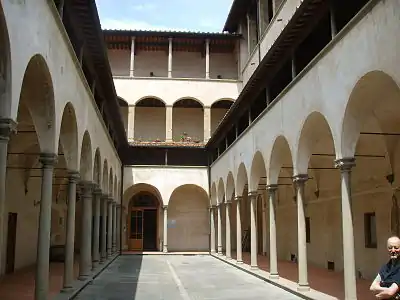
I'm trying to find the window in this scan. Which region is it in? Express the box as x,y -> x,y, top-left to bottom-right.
364,212 -> 377,248
306,217 -> 311,243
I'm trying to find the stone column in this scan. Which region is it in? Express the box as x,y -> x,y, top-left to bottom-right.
235,196 -> 243,263
205,38 -> 210,79
107,198 -> 113,256
116,204 -> 121,252
335,157 -> 357,300
168,37 -> 173,78
225,200 -> 232,259
100,194 -> 108,263
92,186 -> 102,269
267,184 -> 279,279
249,191 -> 258,269
210,205 -> 216,253
163,205 -> 168,253
203,106 -> 211,142
129,37 -> 135,77
262,191 -> 267,255
293,174 -> 309,291
127,106 -> 135,142
112,202 -> 117,253
217,204 -> 222,255
79,181 -> 93,281
62,171 -> 80,292
166,105 -> 173,142
35,153 -> 57,300
0,118 -> 15,275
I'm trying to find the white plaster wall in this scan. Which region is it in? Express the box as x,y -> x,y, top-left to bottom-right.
172,108 -> 204,141
114,77 -> 240,107
123,166 -> 209,206
2,0 -> 122,185
210,53 -> 238,80
134,107 -> 166,141
135,50 -> 168,77
168,185 -> 209,251
108,49 -> 130,76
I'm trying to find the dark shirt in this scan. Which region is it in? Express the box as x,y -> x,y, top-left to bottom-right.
379,258 -> 400,288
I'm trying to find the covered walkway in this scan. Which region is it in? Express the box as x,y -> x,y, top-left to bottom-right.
221,252 -> 374,300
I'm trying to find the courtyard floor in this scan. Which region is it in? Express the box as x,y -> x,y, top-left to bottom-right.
74,254 -> 303,300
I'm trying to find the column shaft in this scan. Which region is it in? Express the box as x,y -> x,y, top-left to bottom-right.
293,174 -> 309,290
249,192 -> 258,269
335,158 -> 357,299
217,204 -> 222,255
205,39 -> 210,79
92,188 -> 101,269
235,197 -> 243,263
168,38 -> 173,78
129,37 -> 135,77
203,107 -> 211,142
225,201 -> 232,259
107,199 -> 113,256
112,202 -> 117,253
62,171 -> 79,291
35,153 -> 57,300
116,205 -> 121,252
166,106 -> 173,142
262,192 -> 267,255
267,184 -> 279,279
79,182 -> 93,280
127,106 -> 135,142
210,206 -> 216,253
163,206 -> 168,252
0,119 -> 14,275
100,195 -> 108,262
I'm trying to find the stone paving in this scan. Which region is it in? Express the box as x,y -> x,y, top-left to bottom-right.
74,254 -> 303,300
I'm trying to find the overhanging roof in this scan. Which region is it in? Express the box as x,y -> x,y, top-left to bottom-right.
223,0 -> 251,33
209,0 -> 328,148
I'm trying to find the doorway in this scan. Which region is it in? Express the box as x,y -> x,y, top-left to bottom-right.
128,192 -> 159,251
6,212 -> 17,274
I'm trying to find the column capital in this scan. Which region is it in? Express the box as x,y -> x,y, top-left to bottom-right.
209,205 -> 216,209
112,201 -> 117,206
163,205 -> 168,210
0,118 -> 16,141
225,200 -> 232,204
248,191 -> 258,198
234,196 -> 242,201
101,193 -> 108,200
67,170 -> 80,182
266,184 -> 278,191
334,157 -> 355,171
107,197 -> 114,204
39,153 -> 58,167
80,180 -> 93,196
168,37 -> 173,42
293,174 -> 308,184
203,105 -> 211,109
93,186 -> 102,195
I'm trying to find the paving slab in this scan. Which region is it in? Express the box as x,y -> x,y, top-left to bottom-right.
74,254 -> 303,300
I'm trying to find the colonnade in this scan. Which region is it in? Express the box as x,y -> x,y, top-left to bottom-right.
210,157 -> 357,299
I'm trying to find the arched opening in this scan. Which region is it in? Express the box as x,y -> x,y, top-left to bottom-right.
168,184 -> 209,251
134,97 -> 166,142
118,97 -> 129,136
0,2 -> 11,117
172,98 -> 204,142
211,99 -> 233,135
128,191 -> 160,251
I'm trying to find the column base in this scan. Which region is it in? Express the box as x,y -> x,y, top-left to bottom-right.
78,274 -> 90,281
210,250 -> 216,254
61,286 -> 74,293
269,273 -> 279,280
297,284 -> 310,292
236,260 -> 243,264
92,261 -> 99,270
250,265 -> 259,270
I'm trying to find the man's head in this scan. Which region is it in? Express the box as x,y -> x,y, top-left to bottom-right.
387,236 -> 400,259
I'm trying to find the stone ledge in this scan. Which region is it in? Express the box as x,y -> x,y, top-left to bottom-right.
53,253 -> 119,300
211,254 -> 338,300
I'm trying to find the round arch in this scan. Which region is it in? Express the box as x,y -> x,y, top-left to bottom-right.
102,159 -> 108,193
135,96 -> 166,107
58,102 -> 78,171
93,148 -> 101,186
210,182 -> 217,205
249,151 -> 267,192
109,168 -> 113,197
225,171 -> 235,201
19,54 -> 56,153
168,184 -> 209,251
210,99 -> 234,136
267,135 -> 294,185
172,97 -> 204,142
235,162 -> 249,197
172,97 -> 204,108
217,177 -> 225,203
134,96 -> 166,142
0,3 -> 12,117
79,131 -> 92,181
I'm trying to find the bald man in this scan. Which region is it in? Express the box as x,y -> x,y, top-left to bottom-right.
370,236 -> 400,299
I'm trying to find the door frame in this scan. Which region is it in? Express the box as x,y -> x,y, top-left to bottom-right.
128,205 -> 159,251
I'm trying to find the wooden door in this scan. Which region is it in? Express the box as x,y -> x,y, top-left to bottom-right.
6,213 -> 17,274
129,209 -> 143,251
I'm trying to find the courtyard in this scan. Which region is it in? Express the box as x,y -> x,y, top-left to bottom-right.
73,255 -> 302,300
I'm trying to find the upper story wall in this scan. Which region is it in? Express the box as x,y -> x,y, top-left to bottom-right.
104,31 -> 241,81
